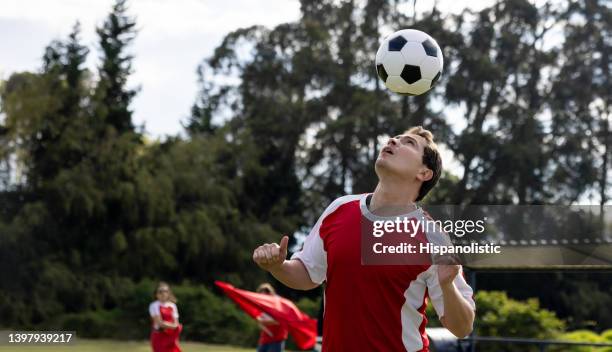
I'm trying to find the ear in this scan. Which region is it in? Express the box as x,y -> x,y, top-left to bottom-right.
417,168 -> 433,182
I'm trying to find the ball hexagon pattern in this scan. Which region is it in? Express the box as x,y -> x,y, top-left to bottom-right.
375,29 -> 443,95
400,65 -> 421,84
376,64 -> 388,82
388,35 -> 407,51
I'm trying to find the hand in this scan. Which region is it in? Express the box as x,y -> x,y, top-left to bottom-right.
253,235 -> 289,272
161,321 -> 178,330
437,263 -> 460,288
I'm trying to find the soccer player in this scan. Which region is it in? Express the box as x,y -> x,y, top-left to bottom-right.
253,126 -> 475,351
149,282 -> 182,352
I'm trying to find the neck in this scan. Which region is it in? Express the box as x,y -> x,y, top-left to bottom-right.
370,180 -> 418,216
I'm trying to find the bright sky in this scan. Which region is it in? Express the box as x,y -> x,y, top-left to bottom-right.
0,0 -> 501,138
0,0 -> 301,137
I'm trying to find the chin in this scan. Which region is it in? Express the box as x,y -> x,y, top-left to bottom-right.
376,159 -> 411,178
374,157 -> 394,174
374,157 -> 386,170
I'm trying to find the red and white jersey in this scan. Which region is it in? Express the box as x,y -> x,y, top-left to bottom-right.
291,194 -> 475,352
149,300 -> 179,330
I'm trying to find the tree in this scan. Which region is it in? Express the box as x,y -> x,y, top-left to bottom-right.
94,0 -> 138,134
549,0 -> 611,207
0,22 -> 98,324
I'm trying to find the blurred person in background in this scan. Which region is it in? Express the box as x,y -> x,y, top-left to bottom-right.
149,282 -> 182,352
256,283 -> 289,352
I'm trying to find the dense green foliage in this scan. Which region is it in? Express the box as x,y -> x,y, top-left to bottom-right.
0,0 -> 610,345
474,291 -> 565,339
427,290 -> 565,335
552,330 -> 612,352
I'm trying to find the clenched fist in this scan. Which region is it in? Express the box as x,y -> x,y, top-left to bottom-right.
434,254 -> 461,287
253,236 -> 289,271
438,264 -> 460,287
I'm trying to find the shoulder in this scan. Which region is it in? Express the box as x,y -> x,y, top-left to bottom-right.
316,194 -> 364,222
325,194 -> 364,213
149,301 -> 160,316
420,208 -> 453,246
330,194 -> 363,207
421,209 -> 436,221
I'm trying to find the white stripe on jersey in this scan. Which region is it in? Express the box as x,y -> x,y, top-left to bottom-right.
401,272 -> 428,351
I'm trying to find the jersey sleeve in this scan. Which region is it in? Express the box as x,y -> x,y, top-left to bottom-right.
291,212 -> 329,285
425,265 -> 476,318
291,196 -> 357,285
149,301 -> 160,317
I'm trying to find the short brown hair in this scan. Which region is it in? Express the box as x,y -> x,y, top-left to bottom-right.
405,126 -> 442,201
256,283 -> 276,295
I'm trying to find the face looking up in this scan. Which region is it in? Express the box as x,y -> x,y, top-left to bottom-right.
375,132 -> 433,184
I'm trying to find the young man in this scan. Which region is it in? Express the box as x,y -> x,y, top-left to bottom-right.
253,126 -> 475,351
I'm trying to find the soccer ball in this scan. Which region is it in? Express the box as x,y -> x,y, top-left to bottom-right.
375,29 -> 443,96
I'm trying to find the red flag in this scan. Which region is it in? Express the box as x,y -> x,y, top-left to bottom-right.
215,281 -> 317,350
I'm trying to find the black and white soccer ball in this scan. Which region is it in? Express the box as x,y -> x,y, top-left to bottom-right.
375,29 -> 443,96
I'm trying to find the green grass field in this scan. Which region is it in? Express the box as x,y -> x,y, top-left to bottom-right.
0,339 -> 255,352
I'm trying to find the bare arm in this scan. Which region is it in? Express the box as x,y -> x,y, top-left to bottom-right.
253,236 -> 319,290
151,315 -> 178,329
257,313 -> 278,325
437,265 -> 475,338
269,259 -> 319,290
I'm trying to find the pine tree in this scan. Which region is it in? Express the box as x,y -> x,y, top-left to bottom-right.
2,22 -> 90,189
94,0 -> 138,134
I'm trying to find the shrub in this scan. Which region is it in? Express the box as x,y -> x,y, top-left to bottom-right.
426,290 -> 566,352
58,309 -> 140,339
602,330 -> 612,343
171,282 -> 259,346
295,296 -> 321,318
475,291 -> 565,339
550,330 -> 612,352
